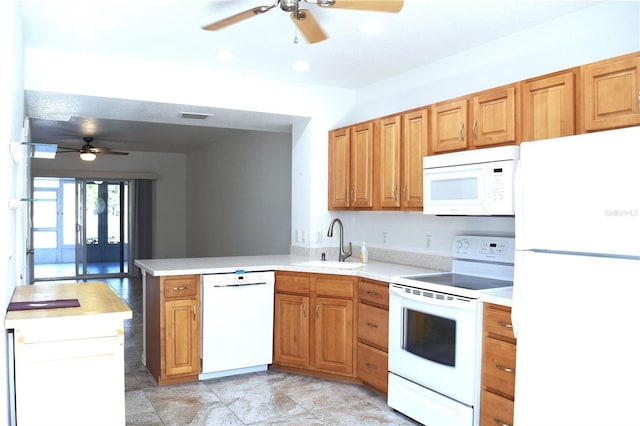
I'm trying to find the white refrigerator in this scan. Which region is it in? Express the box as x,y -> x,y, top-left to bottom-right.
513,126 -> 640,426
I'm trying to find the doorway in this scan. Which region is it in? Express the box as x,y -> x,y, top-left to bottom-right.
31,177 -> 130,282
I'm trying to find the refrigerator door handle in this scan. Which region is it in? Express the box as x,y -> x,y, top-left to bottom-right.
511,251 -> 524,339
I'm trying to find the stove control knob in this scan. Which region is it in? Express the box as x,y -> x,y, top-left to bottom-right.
462,240 -> 470,249
455,239 -> 463,249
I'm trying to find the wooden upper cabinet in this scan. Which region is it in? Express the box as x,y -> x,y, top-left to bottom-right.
328,127 -> 351,209
522,71 -> 576,142
582,52 -> 640,131
431,98 -> 469,153
402,108 -> 428,209
350,122 -> 374,208
472,85 -> 518,147
377,115 -> 402,209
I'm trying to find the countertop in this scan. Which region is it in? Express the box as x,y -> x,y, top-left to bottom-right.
135,255 -> 513,306
5,282 -> 133,330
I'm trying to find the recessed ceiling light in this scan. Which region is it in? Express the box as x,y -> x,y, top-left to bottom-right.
217,50 -> 236,62
292,61 -> 310,72
360,20 -> 383,34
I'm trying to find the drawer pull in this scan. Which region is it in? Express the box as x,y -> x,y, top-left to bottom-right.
496,364 -> 514,373
367,291 -> 379,296
172,286 -> 189,291
493,419 -> 512,426
366,322 -> 378,329
366,363 -> 377,370
497,320 -> 513,328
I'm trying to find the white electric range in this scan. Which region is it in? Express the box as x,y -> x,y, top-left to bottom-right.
387,235 -> 514,426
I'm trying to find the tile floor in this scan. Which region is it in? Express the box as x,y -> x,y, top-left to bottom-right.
105,277 -> 419,425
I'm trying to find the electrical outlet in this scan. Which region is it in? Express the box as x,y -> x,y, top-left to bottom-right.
382,231 -> 389,245
301,229 -> 307,243
425,234 -> 432,249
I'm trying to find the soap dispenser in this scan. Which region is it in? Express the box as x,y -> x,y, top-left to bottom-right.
359,242 -> 368,263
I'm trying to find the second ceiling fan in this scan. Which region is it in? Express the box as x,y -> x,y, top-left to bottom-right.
202,0 -> 404,44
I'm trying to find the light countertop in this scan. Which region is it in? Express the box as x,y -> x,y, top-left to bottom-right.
135,255 -> 436,283
135,255 -> 513,306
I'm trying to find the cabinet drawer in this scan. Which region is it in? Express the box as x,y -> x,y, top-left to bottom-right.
163,276 -> 199,298
357,342 -> 388,394
480,390 -> 514,426
358,279 -> 389,308
482,337 -> 516,398
484,304 -> 515,343
314,275 -> 354,298
357,303 -> 388,351
275,272 -> 310,295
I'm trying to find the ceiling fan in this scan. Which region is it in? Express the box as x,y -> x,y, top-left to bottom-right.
202,0 -> 404,44
58,137 -> 130,162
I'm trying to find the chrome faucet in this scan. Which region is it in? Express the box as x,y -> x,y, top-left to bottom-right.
326,218 -> 352,262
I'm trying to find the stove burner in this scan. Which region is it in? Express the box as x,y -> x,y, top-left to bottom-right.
404,273 -> 512,291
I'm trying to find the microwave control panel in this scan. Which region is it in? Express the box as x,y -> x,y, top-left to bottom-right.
452,235 -> 515,263
487,160 -> 515,213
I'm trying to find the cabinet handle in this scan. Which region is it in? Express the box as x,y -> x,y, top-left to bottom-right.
366,363 -> 377,370
472,120 -> 478,140
637,90 -> 640,109
497,320 -> 513,328
303,303 -> 307,318
496,364 -> 515,373
403,184 -> 408,201
315,304 -> 319,319
366,322 -> 379,329
493,419 -> 512,426
393,185 -> 398,201
193,304 -> 196,321
173,286 -> 189,291
350,188 -> 355,202
367,291 -> 379,296
459,123 -> 465,141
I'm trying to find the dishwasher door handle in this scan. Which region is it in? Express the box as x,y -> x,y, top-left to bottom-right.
212,282 -> 268,288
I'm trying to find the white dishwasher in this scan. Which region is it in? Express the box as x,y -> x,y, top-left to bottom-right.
200,270 -> 275,380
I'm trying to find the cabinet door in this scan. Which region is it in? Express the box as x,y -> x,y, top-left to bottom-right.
313,297 -> 354,375
378,115 -> 402,208
164,298 -> 200,377
582,53 -> 640,131
402,108 -> 428,208
273,293 -> 309,368
328,128 -> 351,209
522,71 -> 575,141
472,86 -> 517,147
351,122 -> 374,208
431,98 -> 468,153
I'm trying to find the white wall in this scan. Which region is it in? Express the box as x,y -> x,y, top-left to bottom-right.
32,151 -> 188,259
186,130 -> 291,257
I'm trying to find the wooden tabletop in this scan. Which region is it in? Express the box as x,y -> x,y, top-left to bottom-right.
5,282 -> 132,330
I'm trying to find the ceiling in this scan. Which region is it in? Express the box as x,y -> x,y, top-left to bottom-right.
19,0 -> 600,154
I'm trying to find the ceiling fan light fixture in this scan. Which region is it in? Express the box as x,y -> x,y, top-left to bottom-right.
281,0 -> 297,12
80,151 -> 97,161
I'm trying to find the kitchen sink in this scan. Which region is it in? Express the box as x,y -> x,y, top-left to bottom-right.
297,260 -> 364,269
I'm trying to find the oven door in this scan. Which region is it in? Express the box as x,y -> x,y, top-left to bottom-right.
388,284 -> 481,406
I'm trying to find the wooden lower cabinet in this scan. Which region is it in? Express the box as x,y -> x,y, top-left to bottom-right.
146,274 -> 201,385
356,278 -> 389,394
273,271 -> 356,378
480,303 -> 517,426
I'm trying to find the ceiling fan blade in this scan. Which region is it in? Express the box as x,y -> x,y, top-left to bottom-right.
291,9 -> 328,44
327,0 -> 403,12
202,6 -> 272,31
90,147 -> 129,155
57,146 -> 80,153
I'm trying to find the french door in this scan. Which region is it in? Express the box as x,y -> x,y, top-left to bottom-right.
31,177 -> 130,282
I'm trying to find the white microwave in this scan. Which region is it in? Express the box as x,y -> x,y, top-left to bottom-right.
423,146 -> 520,216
